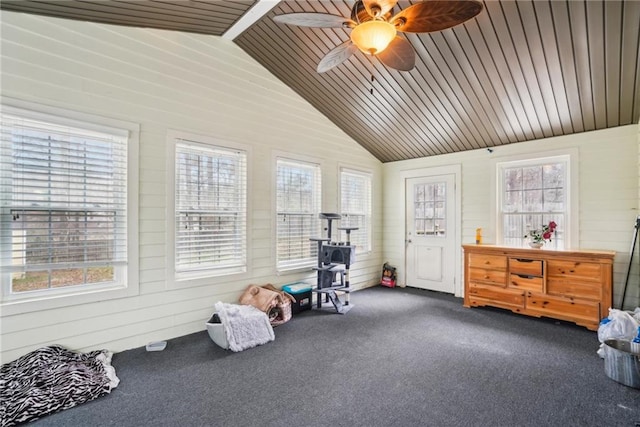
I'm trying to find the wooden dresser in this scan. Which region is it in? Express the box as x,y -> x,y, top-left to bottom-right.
462,245 -> 616,331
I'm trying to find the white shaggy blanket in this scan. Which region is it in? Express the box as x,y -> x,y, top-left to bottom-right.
214,302 -> 275,352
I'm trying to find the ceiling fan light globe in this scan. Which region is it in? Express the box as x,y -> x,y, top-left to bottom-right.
350,20 -> 397,55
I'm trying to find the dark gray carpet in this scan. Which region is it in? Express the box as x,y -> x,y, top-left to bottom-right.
33,286 -> 639,427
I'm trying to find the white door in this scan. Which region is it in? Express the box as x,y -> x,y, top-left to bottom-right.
405,174 -> 456,293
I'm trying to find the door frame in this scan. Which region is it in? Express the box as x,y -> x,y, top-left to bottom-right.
399,164 -> 462,297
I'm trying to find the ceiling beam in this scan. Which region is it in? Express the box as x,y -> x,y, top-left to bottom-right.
222,0 -> 282,40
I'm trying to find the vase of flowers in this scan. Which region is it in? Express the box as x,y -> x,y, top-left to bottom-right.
524,221 -> 557,248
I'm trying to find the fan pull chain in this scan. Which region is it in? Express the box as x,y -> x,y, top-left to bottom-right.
367,54 -> 375,95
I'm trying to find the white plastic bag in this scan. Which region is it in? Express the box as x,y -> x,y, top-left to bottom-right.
597,308 -> 639,343
596,308 -> 640,358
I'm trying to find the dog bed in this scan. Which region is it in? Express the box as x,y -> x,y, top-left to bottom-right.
207,302 -> 275,352
0,345 -> 119,426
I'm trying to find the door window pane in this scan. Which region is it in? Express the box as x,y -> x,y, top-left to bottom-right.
414,182 -> 446,236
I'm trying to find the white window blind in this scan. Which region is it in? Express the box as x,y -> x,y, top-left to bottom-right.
0,110 -> 128,294
175,140 -> 247,275
499,157 -> 567,249
340,168 -> 372,253
276,158 -> 321,270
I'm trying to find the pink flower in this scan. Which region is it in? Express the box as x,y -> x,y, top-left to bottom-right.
524,220 -> 558,244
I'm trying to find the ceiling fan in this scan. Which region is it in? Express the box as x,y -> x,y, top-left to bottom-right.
273,0 -> 483,73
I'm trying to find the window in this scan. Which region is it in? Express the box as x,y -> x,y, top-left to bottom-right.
498,156 -> 569,249
339,168 -> 372,252
276,158 -> 321,271
0,106 -> 132,300
412,181 -> 447,236
174,139 -> 247,278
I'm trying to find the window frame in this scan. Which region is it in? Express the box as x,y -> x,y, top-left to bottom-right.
493,150 -> 578,249
339,167 -> 372,254
0,98 -> 139,315
167,130 -> 250,286
274,156 -> 322,273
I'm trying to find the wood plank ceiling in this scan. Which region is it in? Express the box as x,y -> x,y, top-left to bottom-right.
2,0 -> 639,163
0,0 -> 255,36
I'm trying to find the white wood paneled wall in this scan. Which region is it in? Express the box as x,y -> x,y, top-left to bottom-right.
2,11 -> 638,364
383,125 -> 640,311
0,12 -> 383,363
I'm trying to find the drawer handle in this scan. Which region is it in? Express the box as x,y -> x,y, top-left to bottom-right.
515,258 -> 534,263
516,274 -> 534,279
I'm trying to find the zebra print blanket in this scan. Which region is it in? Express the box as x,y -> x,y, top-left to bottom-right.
0,345 -> 119,426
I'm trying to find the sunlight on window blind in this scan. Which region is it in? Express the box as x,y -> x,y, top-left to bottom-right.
0,111 -> 128,292
276,158 -> 321,270
340,169 -> 371,252
175,140 -> 247,274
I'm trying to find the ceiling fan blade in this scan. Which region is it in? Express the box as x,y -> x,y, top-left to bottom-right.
376,36 -> 416,71
362,0 -> 398,18
273,12 -> 355,29
317,40 -> 359,73
390,0 -> 483,33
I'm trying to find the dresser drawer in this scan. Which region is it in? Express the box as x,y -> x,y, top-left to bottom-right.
547,260 -> 601,280
526,292 -> 600,325
468,284 -> 524,309
546,278 -> 601,300
468,267 -> 507,286
509,258 -> 543,276
469,253 -> 507,270
509,274 -> 543,292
